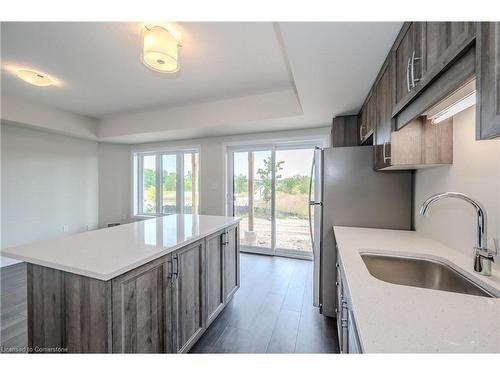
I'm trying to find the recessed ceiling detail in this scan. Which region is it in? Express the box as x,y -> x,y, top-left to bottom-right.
1,22 -> 402,144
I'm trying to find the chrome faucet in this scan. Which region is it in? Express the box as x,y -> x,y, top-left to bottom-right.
420,192 -> 497,276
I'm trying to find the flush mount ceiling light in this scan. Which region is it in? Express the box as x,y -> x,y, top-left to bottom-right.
142,26 -> 181,73
16,69 -> 53,86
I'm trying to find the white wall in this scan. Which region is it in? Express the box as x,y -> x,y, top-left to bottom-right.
98,142 -> 131,227
2,94 -> 98,140
1,123 -> 99,266
414,106 -> 500,266
125,127 -> 331,217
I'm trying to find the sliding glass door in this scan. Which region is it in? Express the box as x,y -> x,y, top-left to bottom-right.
227,145 -> 318,259
232,150 -> 272,252
275,149 -> 313,255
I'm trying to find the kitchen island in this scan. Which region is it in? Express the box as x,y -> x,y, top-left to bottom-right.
1,214 -> 240,353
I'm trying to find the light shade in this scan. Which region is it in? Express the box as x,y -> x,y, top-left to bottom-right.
16,69 -> 53,86
142,26 -> 179,73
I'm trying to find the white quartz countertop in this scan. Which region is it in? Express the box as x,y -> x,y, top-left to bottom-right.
334,226 -> 500,353
1,214 -> 240,281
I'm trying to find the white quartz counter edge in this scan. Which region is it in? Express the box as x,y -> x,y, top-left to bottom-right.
334,226 -> 500,353
1,215 -> 240,281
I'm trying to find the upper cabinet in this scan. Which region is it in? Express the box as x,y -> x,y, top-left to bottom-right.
392,22 -> 476,119
395,23 -> 426,109
476,22 -> 500,139
357,21 -> 500,171
358,90 -> 377,145
425,22 -> 476,74
331,115 -> 359,147
374,57 -> 394,170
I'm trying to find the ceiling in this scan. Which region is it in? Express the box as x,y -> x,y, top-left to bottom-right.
1,22 -> 402,143
1,22 -> 292,117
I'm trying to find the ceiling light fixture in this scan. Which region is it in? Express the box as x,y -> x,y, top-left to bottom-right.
142,26 -> 180,73
16,69 -> 53,86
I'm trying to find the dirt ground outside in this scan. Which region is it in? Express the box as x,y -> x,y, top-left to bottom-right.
239,217 -> 312,252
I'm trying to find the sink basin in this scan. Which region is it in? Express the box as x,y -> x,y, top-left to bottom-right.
360,252 -> 495,298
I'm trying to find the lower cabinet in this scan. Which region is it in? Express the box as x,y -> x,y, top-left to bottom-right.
112,256 -> 168,353
111,223 -> 240,353
171,240 -> 205,353
205,230 -> 225,325
336,254 -> 363,354
223,226 -> 239,300
26,223 -> 240,354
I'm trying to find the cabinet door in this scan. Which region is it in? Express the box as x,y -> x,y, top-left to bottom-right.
112,256 -> 168,353
477,22 -> 500,139
374,58 -> 394,170
358,102 -> 371,144
223,225 -> 239,301
347,310 -> 362,354
205,230 -> 224,325
365,90 -> 377,138
395,23 -> 425,108
172,240 -> 205,353
426,22 -> 475,74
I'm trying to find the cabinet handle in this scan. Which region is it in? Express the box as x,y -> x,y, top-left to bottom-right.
406,56 -> 411,92
221,232 -> 229,246
383,141 -> 391,163
410,51 -> 422,88
167,259 -> 173,280
359,124 -> 365,142
172,254 -> 179,279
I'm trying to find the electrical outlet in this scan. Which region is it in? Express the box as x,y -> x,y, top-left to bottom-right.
62,224 -> 69,233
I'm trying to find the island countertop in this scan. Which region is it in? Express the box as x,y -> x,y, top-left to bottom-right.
334,226 -> 500,353
1,214 -> 240,281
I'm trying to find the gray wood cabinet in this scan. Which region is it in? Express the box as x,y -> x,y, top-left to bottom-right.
359,94 -> 375,144
395,22 -> 426,109
26,222 -> 240,353
476,22 -> 500,139
171,240 -> 205,353
361,22 -> 485,171
331,115 -> 359,147
112,256 -> 168,353
27,264 -> 112,353
205,230 -> 225,325
426,22 -> 475,75
374,57 -> 394,170
336,254 -> 362,354
223,226 -> 239,301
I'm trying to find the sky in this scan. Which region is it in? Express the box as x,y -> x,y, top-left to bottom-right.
233,148 -> 314,178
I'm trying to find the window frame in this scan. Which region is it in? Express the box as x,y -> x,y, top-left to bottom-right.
132,147 -> 200,218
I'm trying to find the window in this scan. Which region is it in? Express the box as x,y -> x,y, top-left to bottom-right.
134,150 -> 199,216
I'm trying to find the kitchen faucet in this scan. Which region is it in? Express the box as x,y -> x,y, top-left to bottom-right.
419,192 -> 498,276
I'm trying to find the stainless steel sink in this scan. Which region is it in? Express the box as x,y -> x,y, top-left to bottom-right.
360,252 -> 495,298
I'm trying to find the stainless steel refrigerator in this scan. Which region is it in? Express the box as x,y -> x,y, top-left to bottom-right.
309,146 -> 412,317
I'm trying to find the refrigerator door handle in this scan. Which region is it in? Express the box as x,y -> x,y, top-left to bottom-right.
308,156 -> 315,251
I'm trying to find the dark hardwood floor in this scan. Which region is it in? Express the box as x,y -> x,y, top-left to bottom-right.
0,254 -> 339,353
190,253 -> 339,353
